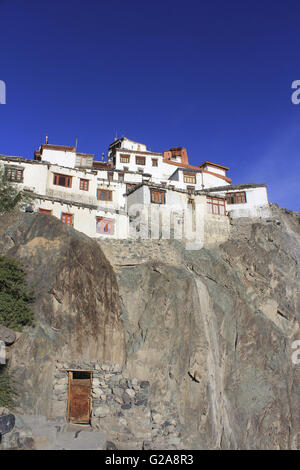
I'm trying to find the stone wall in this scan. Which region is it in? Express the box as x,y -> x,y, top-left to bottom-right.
52,360 -> 183,450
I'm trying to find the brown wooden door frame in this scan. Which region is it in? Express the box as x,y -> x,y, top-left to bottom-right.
67,370 -> 92,424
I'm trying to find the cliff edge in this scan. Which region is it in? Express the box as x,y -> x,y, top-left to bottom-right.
0,204 -> 299,449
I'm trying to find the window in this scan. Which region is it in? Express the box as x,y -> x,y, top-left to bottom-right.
137,168 -> 144,173
184,173 -> 196,184
136,156 -> 145,165
53,173 -> 72,188
118,172 -> 124,182
96,217 -> 115,235
225,191 -> 246,204
206,196 -> 226,216
79,179 -> 89,191
120,154 -> 130,163
108,171 -> 114,181
151,189 -> 165,204
123,166 -> 129,172
126,183 -> 136,193
188,198 -> 195,209
97,189 -> 113,201
39,208 -> 52,214
72,371 -> 91,380
5,166 -> 24,182
152,159 -> 158,167
61,213 -> 73,226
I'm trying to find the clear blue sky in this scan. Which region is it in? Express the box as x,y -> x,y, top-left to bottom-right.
0,0 -> 299,210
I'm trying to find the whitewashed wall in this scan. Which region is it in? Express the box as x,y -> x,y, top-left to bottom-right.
41,149 -> 77,168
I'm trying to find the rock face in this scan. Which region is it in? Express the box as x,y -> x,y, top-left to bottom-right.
0,325 -> 16,345
0,213 -> 125,418
0,205 -> 300,449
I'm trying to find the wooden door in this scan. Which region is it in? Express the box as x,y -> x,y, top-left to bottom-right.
67,371 -> 92,424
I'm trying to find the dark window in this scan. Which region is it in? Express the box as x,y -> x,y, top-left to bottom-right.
151,189 -> 165,204
120,154 -> 130,163
118,172 -> 124,182
108,171 -> 114,181
136,156 -> 145,165
61,213 -> 73,226
53,173 -> 72,188
80,179 -> 89,191
5,167 -> 24,182
152,159 -> 158,166
225,191 -> 247,204
97,189 -> 113,201
72,371 -> 91,380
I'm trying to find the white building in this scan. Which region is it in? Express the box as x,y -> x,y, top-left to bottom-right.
0,137 -> 271,244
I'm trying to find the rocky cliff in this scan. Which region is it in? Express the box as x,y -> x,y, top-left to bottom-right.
0,204 -> 299,450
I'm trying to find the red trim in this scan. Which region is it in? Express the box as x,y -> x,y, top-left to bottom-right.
41,144 -> 76,152
39,208 -> 52,214
199,161 -> 229,171
202,170 -> 232,183
164,160 -> 201,170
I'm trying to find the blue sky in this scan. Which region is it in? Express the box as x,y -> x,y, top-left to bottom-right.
0,0 -> 299,210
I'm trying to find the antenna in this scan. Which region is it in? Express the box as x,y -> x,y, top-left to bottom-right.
75,138 -> 78,150
45,135 -> 48,144
101,152 -> 104,161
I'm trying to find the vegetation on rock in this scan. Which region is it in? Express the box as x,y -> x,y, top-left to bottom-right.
0,364 -> 15,408
0,255 -> 34,330
0,168 -> 35,214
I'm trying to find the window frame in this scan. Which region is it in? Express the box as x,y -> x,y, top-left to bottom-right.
5,166 -> 24,183
188,198 -> 195,209
206,196 -> 226,216
39,208 -> 52,214
96,217 -> 115,235
97,189 -> 113,201
152,158 -> 158,167
107,171 -> 114,181
61,212 -> 73,226
183,172 -> 196,184
39,207 -> 52,215
120,154 -> 130,164
53,173 -> 72,188
150,189 -> 166,204
135,156 -> 146,166
225,191 -> 247,205
79,178 -> 89,191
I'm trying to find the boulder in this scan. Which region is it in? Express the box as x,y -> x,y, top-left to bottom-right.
0,325 -> 16,345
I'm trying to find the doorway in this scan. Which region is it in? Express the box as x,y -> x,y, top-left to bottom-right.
67,370 -> 92,424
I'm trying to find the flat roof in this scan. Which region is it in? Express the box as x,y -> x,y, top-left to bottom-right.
204,183 -> 266,192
